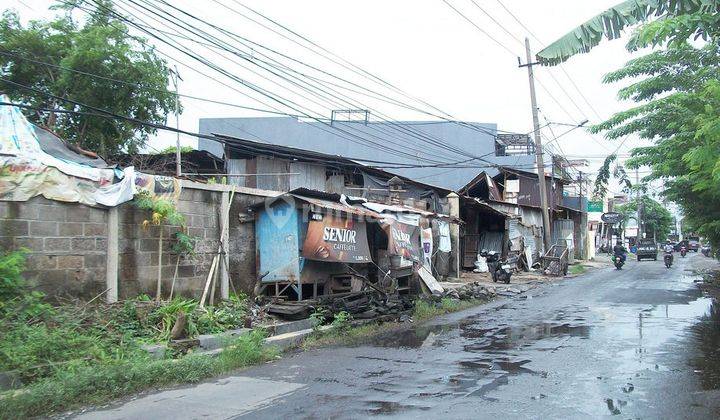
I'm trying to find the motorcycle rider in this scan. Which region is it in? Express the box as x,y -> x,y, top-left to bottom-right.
664,240 -> 674,264
613,240 -> 627,263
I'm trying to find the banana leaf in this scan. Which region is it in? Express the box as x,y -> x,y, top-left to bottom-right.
536,0 -> 714,65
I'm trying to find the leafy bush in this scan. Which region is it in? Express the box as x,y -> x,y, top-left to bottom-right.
0,249 -> 27,300
330,311 -> 352,333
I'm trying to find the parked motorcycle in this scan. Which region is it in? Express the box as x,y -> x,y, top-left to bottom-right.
664,252 -> 673,268
611,255 -> 625,270
481,250 -> 515,284
680,246 -> 687,258
701,245 -> 712,257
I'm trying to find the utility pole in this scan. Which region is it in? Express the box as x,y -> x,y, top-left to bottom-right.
521,37 -> 552,251
578,171 -> 583,209
171,65 -> 182,177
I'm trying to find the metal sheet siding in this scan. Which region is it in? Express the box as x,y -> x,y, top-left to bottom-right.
552,219 -> 575,263
256,201 -> 301,283
226,159 -> 247,187
289,162 -> 326,191
256,157 -> 290,191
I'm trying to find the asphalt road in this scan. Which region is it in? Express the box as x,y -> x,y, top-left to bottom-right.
80,252 -> 720,419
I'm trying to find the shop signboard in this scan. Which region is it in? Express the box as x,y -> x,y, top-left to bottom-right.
587,201 -> 603,212
601,211 -> 623,224
301,215 -> 371,263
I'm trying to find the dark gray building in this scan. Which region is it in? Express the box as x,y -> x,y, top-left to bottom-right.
198,117 -> 541,191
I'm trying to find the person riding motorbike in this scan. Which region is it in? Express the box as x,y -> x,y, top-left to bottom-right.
613,240 -> 627,263
664,240 -> 674,265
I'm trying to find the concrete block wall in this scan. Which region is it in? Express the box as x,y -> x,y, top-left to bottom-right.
0,197 -> 108,298
0,185 -> 270,300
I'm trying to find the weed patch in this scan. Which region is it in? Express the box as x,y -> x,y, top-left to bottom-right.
569,264 -> 587,275
413,297 -> 477,322
0,250 -> 270,418
304,297 -> 484,348
0,330 -> 275,419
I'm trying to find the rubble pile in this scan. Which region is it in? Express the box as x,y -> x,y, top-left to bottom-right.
441,281 -> 497,301
255,290 -> 416,324
319,290 -> 414,319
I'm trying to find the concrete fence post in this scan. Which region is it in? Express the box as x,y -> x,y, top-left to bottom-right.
106,206 -> 119,303
447,192 -> 461,278
220,191 -> 230,300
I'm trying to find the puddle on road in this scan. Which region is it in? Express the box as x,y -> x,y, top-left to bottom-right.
370,324 -> 452,348
688,299 -> 720,389
362,283 -> 720,414
461,322 -> 590,353
365,400 -> 430,415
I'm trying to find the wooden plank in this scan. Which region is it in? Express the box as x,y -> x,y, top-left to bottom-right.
418,266 -> 444,295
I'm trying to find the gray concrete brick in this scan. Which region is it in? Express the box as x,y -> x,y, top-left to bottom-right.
13,237 -> 43,251
10,205 -> 40,220
83,223 -> 107,236
84,254 -> 106,268
139,238 -> 158,252
96,238 -> 107,250
44,237 -> 72,251
71,237 -> 96,251
187,227 -> 204,239
25,269 -> 66,286
26,254 -> 57,270
66,206 -> 106,223
36,204 -> 66,221
58,222 -> 83,236
57,255 -> 84,269
29,221 -> 58,236
1,220 -> 28,237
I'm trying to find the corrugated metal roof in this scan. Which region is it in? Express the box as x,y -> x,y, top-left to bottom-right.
199,117 -> 541,191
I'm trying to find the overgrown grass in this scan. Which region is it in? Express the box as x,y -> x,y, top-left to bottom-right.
0,249 -> 272,418
0,330 -> 276,419
568,264 -> 587,275
413,297 -> 480,322
303,321 -> 398,348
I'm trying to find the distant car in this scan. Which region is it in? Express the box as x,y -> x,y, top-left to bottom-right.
636,239 -> 658,261
687,236 -> 700,252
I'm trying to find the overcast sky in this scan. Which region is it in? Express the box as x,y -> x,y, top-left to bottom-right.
8,0 -> 662,200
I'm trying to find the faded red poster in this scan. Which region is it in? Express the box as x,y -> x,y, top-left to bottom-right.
301,215 -> 371,263
384,220 -> 421,262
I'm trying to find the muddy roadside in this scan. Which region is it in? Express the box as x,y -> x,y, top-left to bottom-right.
300,258 -> 609,350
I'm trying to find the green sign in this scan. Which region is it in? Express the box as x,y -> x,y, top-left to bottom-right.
587,201 -> 603,212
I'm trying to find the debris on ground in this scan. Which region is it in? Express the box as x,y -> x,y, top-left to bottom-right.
266,301 -> 313,320
441,281 -> 497,301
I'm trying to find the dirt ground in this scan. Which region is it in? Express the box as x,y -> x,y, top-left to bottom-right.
439,257 -> 612,291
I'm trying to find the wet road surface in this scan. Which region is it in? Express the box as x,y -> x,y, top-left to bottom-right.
81,253 -> 720,419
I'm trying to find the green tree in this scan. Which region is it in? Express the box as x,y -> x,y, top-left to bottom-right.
538,1 -> 720,249
0,1 -> 179,155
616,196 -> 674,241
